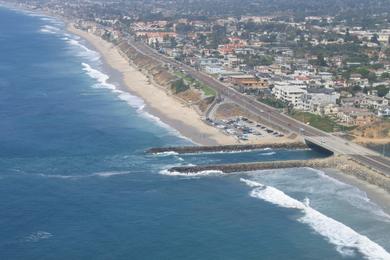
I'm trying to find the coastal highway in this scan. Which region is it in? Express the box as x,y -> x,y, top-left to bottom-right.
124,37 -> 390,176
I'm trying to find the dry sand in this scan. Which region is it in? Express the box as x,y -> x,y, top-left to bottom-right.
68,24 -> 239,146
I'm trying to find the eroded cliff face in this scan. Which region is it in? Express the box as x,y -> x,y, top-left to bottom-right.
353,121 -> 390,139
118,41 -> 210,113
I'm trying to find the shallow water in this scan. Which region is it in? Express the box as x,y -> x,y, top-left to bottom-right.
0,6 -> 389,259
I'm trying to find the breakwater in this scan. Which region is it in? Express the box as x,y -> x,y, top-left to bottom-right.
147,142 -> 308,154
169,158 -> 331,173
168,155 -> 390,194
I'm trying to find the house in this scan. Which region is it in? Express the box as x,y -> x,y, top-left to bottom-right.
225,54 -> 241,69
218,43 -> 245,55
234,48 -> 255,55
378,106 -> 390,117
348,74 -> 369,88
354,93 -> 389,109
135,31 -> 177,45
199,58 -> 223,68
205,65 -> 225,75
323,103 -> 339,116
229,75 -> 268,88
337,107 -> 376,126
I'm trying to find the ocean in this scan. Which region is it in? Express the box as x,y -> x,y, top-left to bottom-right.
0,6 -> 389,260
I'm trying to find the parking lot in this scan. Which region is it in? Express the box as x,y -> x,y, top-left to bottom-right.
205,116 -> 284,142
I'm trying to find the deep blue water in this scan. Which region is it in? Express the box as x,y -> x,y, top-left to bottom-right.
0,7 -> 389,260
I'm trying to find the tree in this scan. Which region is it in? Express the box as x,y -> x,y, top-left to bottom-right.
381,72 -> 390,79
209,25 -> 227,48
371,34 -> 380,45
316,54 -> 327,67
171,79 -> 189,94
367,72 -> 377,83
375,85 -> 389,97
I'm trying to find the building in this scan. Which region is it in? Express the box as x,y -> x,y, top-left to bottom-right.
230,75 -> 268,88
337,107 -> 376,126
298,88 -> 340,113
378,106 -> 390,117
135,31 -> 177,45
272,83 -> 307,107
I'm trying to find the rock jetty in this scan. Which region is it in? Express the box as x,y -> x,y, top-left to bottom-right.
147,142 -> 308,154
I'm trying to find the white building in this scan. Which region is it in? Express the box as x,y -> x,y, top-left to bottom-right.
298,88 -> 340,113
204,66 -> 225,75
272,83 -> 307,107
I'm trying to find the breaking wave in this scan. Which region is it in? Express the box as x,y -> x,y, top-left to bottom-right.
240,178 -> 390,259
39,25 -> 60,34
309,168 -> 390,221
81,62 -> 191,141
23,231 -> 53,242
160,168 -> 225,177
260,151 -> 276,156
66,39 -> 100,61
155,151 -> 179,156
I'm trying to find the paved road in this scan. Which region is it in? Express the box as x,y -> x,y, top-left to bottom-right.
125,38 -> 390,176
351,155 -> 390,175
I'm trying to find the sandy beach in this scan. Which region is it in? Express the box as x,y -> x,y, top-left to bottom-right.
324,168 -> 390,215
66,24 -> 390,212
67,24 -> 242,146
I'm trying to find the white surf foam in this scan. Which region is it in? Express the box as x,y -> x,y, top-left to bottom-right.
260,151 -> 276,156
175,156 -> 185,161
65,39 -> 100,62
90,171 -> 130,177
240,178 -> 390,259
160,168 -> 224,177
24,231 -> 53,242
310,168 -> 390,222
155,151 -> 179,156
81,63 -> 192,142
39,25 -> 60,34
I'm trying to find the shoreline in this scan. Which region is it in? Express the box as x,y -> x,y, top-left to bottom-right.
323,168 -> 390,215
65,23 -> 390,211
67,24 -> 240,146
1,2 -> 390,228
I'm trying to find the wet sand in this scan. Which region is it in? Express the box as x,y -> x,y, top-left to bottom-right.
67,24 -> 239,146
324,168 -> 390,215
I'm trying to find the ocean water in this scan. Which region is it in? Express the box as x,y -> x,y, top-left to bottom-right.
0,6 -> 390,260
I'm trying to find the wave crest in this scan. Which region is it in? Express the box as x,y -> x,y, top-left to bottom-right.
240,178 -> 390,259
39,25 -> 60,34
160,168 -> 224,177
24,231 -> 53,242
81,63 -> 190,141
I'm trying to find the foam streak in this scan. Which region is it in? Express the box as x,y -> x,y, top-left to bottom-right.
240,178 -> 390,259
